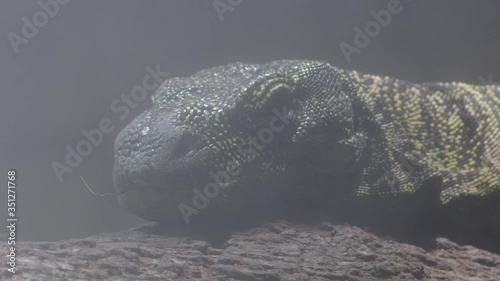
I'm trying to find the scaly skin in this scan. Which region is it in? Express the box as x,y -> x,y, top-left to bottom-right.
113,60 -> 499,223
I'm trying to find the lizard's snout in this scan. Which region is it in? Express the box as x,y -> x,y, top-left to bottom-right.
112,109 -> 209,222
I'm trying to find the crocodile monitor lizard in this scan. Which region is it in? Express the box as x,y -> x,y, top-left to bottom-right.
113,60 -> 500,224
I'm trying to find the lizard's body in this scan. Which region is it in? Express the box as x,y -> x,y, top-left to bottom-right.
349,71 -> 499,202
113,61 -> 499,224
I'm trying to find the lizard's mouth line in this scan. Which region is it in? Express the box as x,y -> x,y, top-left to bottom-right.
113,145 -> 211,193
117,184 -> 187,222
117,185 -> 162,196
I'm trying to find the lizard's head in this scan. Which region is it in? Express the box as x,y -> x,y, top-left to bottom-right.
113,60 -> 361,224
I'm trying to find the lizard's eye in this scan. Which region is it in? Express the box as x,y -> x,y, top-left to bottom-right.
170,131 -> 198,160
252,82 -> 294,113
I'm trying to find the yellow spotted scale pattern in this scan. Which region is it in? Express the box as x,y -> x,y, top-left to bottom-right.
348,71 -> 500,203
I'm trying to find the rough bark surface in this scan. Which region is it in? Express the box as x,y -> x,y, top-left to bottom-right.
3,221 -> 500,281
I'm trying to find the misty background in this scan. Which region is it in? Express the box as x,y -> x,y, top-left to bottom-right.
1,0 -> 499,242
